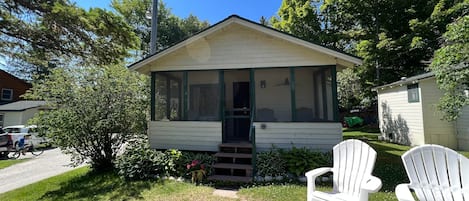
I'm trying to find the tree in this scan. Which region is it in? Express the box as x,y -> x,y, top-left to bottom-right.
430,15 -> 469,121
270,0 -> 323,43
24,65 -> 149,171
337,68 -> 364,110
111,0 -> 209,61
0,0 -> 139,78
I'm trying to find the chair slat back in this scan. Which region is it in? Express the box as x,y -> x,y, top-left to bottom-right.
332,139 -> 377,196
401,144 -> 469,201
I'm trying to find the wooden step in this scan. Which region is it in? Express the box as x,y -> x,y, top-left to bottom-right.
219,143 -> 252,149
212,163 -> 253,170
207,175 -> 252,183
214,152 -> 252,159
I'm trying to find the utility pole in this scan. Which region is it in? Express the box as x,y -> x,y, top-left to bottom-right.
150,0 -> 158,54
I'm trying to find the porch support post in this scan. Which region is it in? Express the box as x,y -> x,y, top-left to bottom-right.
290,68 -> 296,121
150,72 -> 156,121
331,65 -> 339,122
183,71 -> 188,120
250,69 -> 256,120
219,70 -> 225,142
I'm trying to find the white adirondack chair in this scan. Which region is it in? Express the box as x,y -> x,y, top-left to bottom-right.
305,139 -> 382,201
396,144 -> 469,201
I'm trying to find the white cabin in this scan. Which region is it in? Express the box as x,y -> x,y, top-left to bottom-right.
130,15 -> 363,152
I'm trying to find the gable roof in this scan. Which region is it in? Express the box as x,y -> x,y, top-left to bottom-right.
0,101 -> 46,111
129,15 -> 362,71
372,72 -> 435,92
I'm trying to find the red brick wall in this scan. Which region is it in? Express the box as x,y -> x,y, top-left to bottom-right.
0,70 -> 32,103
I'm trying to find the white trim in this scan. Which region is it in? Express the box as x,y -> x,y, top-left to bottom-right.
1,88 -> 13,101
129,16 -> 362,72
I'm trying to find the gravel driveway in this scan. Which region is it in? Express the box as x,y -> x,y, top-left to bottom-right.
0,148 -> 82,193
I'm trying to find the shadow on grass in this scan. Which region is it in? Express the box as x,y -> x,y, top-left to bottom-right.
38,170 -> 156,200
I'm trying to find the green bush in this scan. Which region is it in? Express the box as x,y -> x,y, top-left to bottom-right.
115,139 -> 181,180
280,147 -> 332,177
256,148 -> 286,177
175,152 -> 216,178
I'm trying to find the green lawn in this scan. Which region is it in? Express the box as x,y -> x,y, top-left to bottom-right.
0,158 -> 29,169
2,130 -> 468,201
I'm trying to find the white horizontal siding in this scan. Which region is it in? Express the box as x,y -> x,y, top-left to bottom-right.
152,23 -> 336,71
148,121 -> 222,152
420,79 -> 457,149
457,106 -> 469,150
253,122 -> 342,152
377,85 -> 424,146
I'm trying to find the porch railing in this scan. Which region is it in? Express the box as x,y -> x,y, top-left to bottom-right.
249,109 -> 256,179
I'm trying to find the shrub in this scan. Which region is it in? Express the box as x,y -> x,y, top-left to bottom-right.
175,152 -> 215,178
256,148 -> 286,177
280,147 -> 332,177
115,139 -> 181,180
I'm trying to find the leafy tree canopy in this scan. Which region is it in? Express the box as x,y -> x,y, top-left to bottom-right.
24,64 -> 149,171
111,0 -> 209,61
0,0 -> 139,78
430,15 -> 469,121
271,0 -> 468,110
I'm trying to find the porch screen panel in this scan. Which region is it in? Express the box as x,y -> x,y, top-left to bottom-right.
255,68 -> 292,122
294,67 -> 334,122
187,71 -> 220,121
154,72 -> 183,121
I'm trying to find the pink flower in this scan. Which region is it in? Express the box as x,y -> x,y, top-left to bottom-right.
191,160 -> 199,166
186,164 -> 191,170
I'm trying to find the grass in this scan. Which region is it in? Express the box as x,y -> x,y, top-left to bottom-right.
0,158 -> 29,169
2,129 -> 468,201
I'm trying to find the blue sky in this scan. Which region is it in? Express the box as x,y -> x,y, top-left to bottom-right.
73,0 -> 283,24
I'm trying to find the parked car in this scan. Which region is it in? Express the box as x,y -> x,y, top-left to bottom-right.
3,125 -> 50,148
0,128 -> 12,158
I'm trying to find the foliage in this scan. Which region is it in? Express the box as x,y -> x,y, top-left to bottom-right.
23,65 -> 149,171
115,139 -> 181,180
256,148 -> 287,177
186,160 -> 206,183
430,15 -> 469,121
111,0 -> 209,61
337,68 -> 364,110
0,0 -> 139,79
0,159 -> 29,169
280,147 -> 332,177
272,0 -> 468,105
175,152 -> 216,178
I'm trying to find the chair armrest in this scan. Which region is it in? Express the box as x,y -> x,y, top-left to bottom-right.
395,184 -> 415,201
305,167 -> 332,192
361,176 -> 382,193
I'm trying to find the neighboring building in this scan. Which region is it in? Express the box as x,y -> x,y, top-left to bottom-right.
373,72 -> 469,151
0,101 -> 47,127
129,15 -> 363,152
0,70 -> 32,105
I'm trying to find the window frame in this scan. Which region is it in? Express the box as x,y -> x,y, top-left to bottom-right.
1,88 -> 13,101
407,83 -> 420,103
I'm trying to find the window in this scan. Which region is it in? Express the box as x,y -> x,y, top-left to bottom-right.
294,67 -> 333,121
187,71 -> 220,121
0,114 -> 3,127
255,68 -> 291,121
154,72 -> 183,121
407,83 -> 419,103
1,88 -> 13,101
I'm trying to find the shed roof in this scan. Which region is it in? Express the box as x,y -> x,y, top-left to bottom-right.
0,101 -> 46,111
372,72 -> 435,92
129,15 -> 363,72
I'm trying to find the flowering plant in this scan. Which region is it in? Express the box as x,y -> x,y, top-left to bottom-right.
186,160 -> 206,183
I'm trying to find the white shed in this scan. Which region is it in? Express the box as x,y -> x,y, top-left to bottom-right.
0,101 -> 47,127
373,72 -> 469,150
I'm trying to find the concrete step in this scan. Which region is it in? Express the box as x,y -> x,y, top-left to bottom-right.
208,175 -> 252,183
